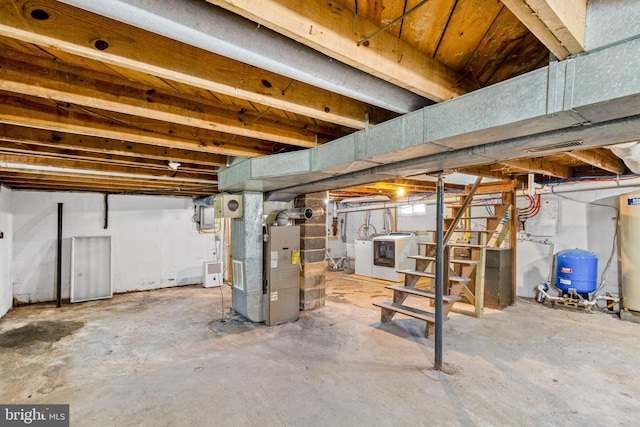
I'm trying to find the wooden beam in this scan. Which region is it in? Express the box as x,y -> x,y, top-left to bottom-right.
0,51 -> 323,149
0,141 -> 217,175
0,168 -> 216,188
0,153 -> 216,182
565,148 -> 626,175
0,0 -> 391,129
0,92 -> 272,157
501,0 -> 586,59
208,0 -> 470,101
0,177 -> 216,196
500,157 -> 571,178
452,165 -> 513,180
0,124 -> 226,168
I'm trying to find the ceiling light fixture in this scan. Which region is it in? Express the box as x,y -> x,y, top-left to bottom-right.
168,161 -> 181,171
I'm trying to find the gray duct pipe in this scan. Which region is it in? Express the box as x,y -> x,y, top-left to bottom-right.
59,0 -> 431,114
266,207 -> 322,226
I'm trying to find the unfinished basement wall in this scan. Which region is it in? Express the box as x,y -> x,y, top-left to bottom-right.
0,185 -> 13,318
516,181 -> 640,299
11,191 -> 215,304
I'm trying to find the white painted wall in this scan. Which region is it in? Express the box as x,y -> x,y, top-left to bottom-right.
11,191 -> 219,304
517,181 -> 640,299
0,185 -> 13,317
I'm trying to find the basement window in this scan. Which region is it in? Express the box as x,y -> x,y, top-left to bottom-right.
399,204 -> 426,216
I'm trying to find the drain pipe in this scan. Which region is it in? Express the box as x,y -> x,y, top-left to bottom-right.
58,0 -> 430,114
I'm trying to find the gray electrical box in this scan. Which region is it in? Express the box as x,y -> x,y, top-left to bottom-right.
264,225 -> 300,325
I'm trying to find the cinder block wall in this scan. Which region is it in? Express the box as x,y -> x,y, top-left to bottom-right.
295,192 -> 326,310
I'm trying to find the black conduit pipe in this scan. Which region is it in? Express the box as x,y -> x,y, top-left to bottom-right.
56,202 -> 63,308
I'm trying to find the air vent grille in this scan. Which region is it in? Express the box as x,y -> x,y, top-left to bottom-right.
232,260 -> 244,291
523,140 -> 585,153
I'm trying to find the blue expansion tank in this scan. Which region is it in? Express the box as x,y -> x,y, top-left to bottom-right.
555,249 -> 598,296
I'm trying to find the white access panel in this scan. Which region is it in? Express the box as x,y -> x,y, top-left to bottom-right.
70,236 -> 112,302
355,239 -> 373,277
203,261 -> 223,287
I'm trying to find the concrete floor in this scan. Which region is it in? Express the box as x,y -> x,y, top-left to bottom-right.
1,271 -> 639,426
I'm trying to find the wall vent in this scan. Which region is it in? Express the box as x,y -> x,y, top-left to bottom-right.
523,140 -> 585,153
232,260 -> 244,291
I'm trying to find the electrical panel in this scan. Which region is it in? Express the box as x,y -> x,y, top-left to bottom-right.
215,194 -> 243,218
198,205 -> 216,230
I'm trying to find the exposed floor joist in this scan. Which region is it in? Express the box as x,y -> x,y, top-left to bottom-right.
0,124 -> 226,168
208,0 -> 472,101
566,148 -> 626,175
501,0 -> 587,59
499,158 -> 571,179
0,0 -> 393,129
0,51 -> 329,149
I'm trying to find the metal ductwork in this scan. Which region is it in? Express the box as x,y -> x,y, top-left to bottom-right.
58,0 -> 431,114
265,207 -> 321,226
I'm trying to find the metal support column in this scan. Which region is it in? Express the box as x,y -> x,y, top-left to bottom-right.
435,174 -> 444,370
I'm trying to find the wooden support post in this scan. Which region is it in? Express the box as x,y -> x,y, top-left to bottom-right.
475,233 -> 487,317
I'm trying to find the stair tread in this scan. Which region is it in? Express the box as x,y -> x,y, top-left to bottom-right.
423,229 -> 496,234
373,301 -> 441,322
418,242 -> 489,249
396,269 -> 471,283
409,255 -> 480,265
385,285 -> 461,302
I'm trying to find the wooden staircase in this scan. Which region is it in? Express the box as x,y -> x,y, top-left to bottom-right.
374,179 -> 516,336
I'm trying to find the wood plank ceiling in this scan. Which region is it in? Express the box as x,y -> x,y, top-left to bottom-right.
0,0 -> 625,198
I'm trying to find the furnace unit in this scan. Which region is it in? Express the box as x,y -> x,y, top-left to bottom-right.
263,225 -> 300,325
371,232 -> 417,282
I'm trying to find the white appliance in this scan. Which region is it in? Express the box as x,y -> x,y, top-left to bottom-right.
371,232 -> 418,282
355,239 -> 373,277
620,192 -> 640,311
203,261 -> 223,287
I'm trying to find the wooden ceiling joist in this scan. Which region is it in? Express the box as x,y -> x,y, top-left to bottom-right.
208,0 -> 471,101
0,169 -> 216,189
500,157 -> 572,178
0,92 -> 273,157
0,0 -> 392,129
0,142 -> 218,175
501,0 -> 587,60
0,178 -> 216,196
565,148 -> 626,175
0,153 -> 216,182
0,124 -> 227,168
0,51 -> 326,149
